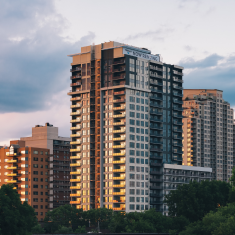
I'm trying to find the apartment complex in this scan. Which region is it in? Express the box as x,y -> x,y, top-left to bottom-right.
68,41 -> 184,212
163,164 -> 212,215
0,140 -> 49,221
20,123 -> 71,209
182,89 -> 234,181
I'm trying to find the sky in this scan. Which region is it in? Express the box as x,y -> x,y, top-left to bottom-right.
1,0 -> 235,145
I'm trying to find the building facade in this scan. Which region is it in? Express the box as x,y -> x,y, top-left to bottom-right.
68,41 -> 184,212
20,123 -> 71,209
0,140 -> 49,221
163,164 -> 212,215
182,89 -> 234,182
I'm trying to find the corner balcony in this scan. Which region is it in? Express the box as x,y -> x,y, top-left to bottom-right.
70,96 -> 81,101
113,176 -> 125,180
113,128 -> 126,133
70,186 -> 81,190
113,191 -> 125,195
113,160 -> 125,164
7,173 -> 17,177
113,122 -> 125,126
70,179 -> 81,182
70,111 -> 81,116
113,137 -> 126,141
70,201 -> 81,204
70,171 -> 81,175
113,168 -> 126,172
6,159 -> 17,163
113,200 -> 125,203
70,103 -> 82,108
113,105 -> 126,110
70,118 -> 81,123
70,163 -> 81,167
70,133 -> 81,137
113,184 -> 126,188
70,193 -> 81,197
113,113 -> 126,118
70,82 -> 82,87
113,207 -> 125,211
70,140 -> 81,145
70,155 -> 81,160
113,151 -> 126,156
113,98 -> 126,103
70,125 -> 81,130
70,148 -> 81,152
113,144 -> 126,149
7,180 -> 17,183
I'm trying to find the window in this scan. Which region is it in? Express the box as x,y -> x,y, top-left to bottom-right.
33,178 -> 38,181
33,205 -> 38,209
130,150 -> 135,155
130,204 -> 135,210
136,105 -> 140,111
130,127 -> 135,133
130,104 -> 135,110
33,191 -> 38,195
33,164 -> 38,168
130,119 -> 135,125
130,174 -> 135,179
130,112 -> 135,117
33,151 -> 38,155
33,157 -> 38,161
33,171 -> 38,175
130,135 -> 135,140
130,197 -> 135,202
130,189 -> 135,195
33,185 -> 38,188
130,158 -> 135,163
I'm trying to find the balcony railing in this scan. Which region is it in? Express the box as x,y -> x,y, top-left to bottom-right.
70,171 -> 81,175
70,163 -> 81,167
70,156 -> 81,160
113,160 -> 125,164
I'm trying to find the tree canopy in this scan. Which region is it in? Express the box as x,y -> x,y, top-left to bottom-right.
0,184 -> 37,235
165,180 -> 231,222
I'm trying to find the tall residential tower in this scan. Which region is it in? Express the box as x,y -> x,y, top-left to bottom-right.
68,41 -> 184,212
182,89 -> 234,181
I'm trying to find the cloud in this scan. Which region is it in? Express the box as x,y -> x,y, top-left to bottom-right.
182,54 -> 235,106
0,0 -> 95,113
180,54 -> 223,69
121,28 -> 174,42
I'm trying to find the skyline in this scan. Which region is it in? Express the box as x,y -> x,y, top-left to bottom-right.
1,0 -> 235,145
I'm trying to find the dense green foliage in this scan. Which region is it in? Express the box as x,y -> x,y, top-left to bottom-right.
165,180 -> 231,222
0,184 -> 37,235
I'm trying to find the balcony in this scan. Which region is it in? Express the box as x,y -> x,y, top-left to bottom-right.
70,179 -> 81,182
70,104 -> 82,108
173,85 -> 183,90
70,140 -> 81,145
113,59 -> 125,65
113,145 -> 126,149
113,152 -> 126,156
173,77 -> 183,83
7,180 -> 17,183
70,163 -> 81,167
7,166 -> 17,170
70,118 -> 81,123
113,176 -> 125,180
7,173 -> 17,177
70,75 -> 81,80
113,184 -> 125,187
113,168 -> 126,172
70,148 -> 81,152
113,99 -> 125,103
70,67 -> 81,72
113,160 -> 125,164
70,133 -> 81,137
113,200 -> 125,203
113,67 -> 125,73
70,126 -> 81,130
113,113 -> 126,118
70,82 -> 82,87
70,171 -> 81,175
173,71 -> 183,76
113,192 -> 125,195
113,75 -> 126,80
70,201 -> 81,204
113,137 -> 126,141
113,207 -> 125,211
113,105 -> 126,110
113,128 -> 126,133
114,91 -> 125,95
150,87 -> 163,93
150,65 -> 163,71
70,97 -> 81,101
150,73 -> 163,79
70,111 -> 81,116
173,92 -> 183,97
70,156 -> 81,160
113,122 -> 125,126
6,159 -> 17,163
70,186 -> 81,189
70,194 -> 81,197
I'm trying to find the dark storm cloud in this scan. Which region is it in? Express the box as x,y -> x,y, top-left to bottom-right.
182,54 -> 235,106
0,0 -> 95,113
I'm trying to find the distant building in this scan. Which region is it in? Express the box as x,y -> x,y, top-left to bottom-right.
162,164 -> 212,215
182,89 -> 234,182
0,140 -> 49,221
20,123 -> 71,209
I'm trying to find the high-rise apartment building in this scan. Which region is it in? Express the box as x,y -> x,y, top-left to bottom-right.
68,41 -> 183,212
0,140 -> 49,221
20,123 -> 71,209
182,89 -> 234,181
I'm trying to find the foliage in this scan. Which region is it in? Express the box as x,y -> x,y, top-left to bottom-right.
0,184 -> 37,235
54,225 -> 73,234
31,224 -> 45,234
180,203 -> 235,235
165,180 -> 231,222
44,204 -> 85,233
75,225 -> 86,233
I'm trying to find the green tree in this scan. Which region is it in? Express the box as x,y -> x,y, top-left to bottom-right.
229,166 -> 235,202
180,203 -> 235,235
54,226 -> 73,234
165,180 -> 231,222
44,204 -> 85,233
0,184 -> 37,235
75,225 -> 86,233
31,224 -> 45,234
